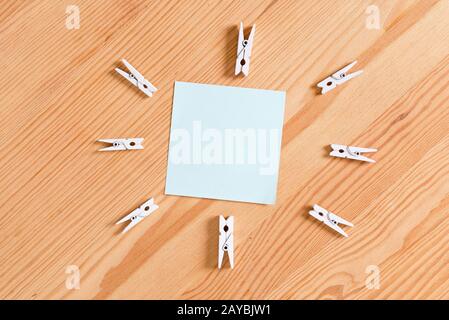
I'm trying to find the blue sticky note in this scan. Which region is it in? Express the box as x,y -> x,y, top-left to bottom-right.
165,82 -> 286,204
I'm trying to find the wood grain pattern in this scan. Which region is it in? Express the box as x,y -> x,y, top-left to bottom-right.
0,0 -> 448,299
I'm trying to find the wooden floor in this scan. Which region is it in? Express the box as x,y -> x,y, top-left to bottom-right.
0,0 -> 448,300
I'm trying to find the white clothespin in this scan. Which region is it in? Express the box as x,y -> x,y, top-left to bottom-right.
115,59 -> 157,97
235,22 -> 256,76
218,215 -> 234,269
309,204 -> 353,237
317,61 -> 363,94
97,138 -> 144,151
116,198 -> 159,234
330,144 -> 377,163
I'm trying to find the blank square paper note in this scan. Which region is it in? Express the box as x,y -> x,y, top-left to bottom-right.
165,81 -> 286,204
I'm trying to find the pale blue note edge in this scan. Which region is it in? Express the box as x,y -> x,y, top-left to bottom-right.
165,81 -> 286,204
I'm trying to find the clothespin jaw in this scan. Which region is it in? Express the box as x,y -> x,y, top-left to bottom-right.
97,138 -> 144,151
309,204 -> 353,237
317,61 -> 363,94
235,22 -> 256,76
330,144 -> 377,163
115,59 -> 157,97
218,215 -> 234,269
116,198 -> 159,234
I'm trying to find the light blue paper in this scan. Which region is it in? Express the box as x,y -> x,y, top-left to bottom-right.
165,82 -> 286,204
